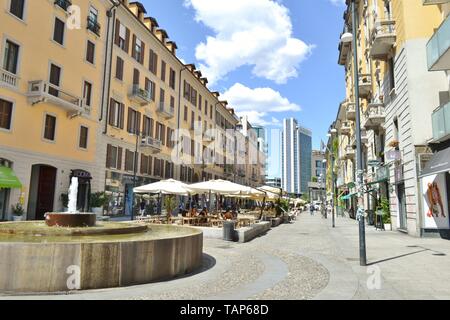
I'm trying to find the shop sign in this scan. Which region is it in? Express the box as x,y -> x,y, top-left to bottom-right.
421,174 -> 450,230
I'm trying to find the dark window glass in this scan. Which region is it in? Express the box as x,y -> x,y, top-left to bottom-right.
10,0 -> 25,19
44,114 -> 56,141
53,18 -> 65,45
79,126 -> 88,149
0,99 -> 13,130
115,56 -> 124,80
86,41 -> 95,64
83,81 -> 92,106
3,40 -> 19,74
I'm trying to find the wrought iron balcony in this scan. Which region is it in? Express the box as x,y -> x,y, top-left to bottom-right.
432,101 -> 450,142
129,85 -> 152,106
87,16 -> 101,36
369,19 -> 396,60
140,136 -> 162,153
27,80 -> 84,114
427,13 -> 450,71
363,102 -> 385,130
358,74 -> 372,98
54,0 -> 71,11
157,102 -> 175,119
0,69 -> 19,88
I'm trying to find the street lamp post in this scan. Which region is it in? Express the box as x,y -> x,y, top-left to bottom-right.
327,127 -> 338,228
341,0 -> 367,266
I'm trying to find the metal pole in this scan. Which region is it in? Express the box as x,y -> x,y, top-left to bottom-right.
331,151 -> 336,228
351,0 -> 367,266
131,129 -> 139,221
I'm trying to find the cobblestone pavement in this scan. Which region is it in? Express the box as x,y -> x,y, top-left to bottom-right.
2,213 -> 450,300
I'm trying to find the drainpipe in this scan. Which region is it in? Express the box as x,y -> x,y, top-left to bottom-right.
101,2 -> 119,134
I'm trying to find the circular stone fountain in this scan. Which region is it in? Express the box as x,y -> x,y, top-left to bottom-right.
0,179 -> 203,294
0,222 -> 203,294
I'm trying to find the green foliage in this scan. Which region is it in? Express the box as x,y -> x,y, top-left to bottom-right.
90,192 -> 110,208
311,177 -> 318,183
12,203 -> 25,216
279,199 -> 290,212
164,196 -> 176,223
60,193 -> 69,208
378,197 -> 391,224
301,193 -> 310,203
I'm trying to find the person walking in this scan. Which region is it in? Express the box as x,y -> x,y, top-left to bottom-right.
310,203 -> 315,216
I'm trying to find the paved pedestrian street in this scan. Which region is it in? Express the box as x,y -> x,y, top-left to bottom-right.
3,213 -> 450,300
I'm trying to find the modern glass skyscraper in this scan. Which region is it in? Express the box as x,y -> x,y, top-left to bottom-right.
282,118 -> 312,195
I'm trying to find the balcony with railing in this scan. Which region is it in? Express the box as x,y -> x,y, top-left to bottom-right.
54,0 -> 72,11
129,85 -> 152,106
203,131 -> 215,142
346,102 -> 356,121
369,19 -> 396,59
87,16 -> 101,36
140,136 -> 162,153
427,13 -> 450,71
432,101 -> 450,142
27,80 -> 83,114
340,121 -> 352,135
157,102 -> 175,119
0,69 -> 19,88
358,74 -> 372,98
363,102 -> 385,130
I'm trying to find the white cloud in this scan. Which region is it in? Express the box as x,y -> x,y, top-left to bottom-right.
221,83 -> 300,126
184,0 -> 314,85
329,0 -> 346,6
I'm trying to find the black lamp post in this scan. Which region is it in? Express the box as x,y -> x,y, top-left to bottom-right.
341,0 -> 367,266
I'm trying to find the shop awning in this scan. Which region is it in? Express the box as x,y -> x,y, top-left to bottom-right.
419,148 -> 450,178
0,166 -> 22,189
340,192 -> 357,201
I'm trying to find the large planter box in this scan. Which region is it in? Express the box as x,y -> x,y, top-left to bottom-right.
12,216 -> 24,222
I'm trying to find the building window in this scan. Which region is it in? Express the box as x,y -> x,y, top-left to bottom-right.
3,40 -> 20,74
0,99 -> 13,130
149,49 -> 158,75
210,105 -> 213,119
79,126 -> 88,149
184,106 -> 188,122
145,78 -> 156,101
160,88 -> 165,107
48,63 -> 61,97
115,21 -> 129,52
83,81 -> 92,107
44,114 -> 56,141
53,17 -> 65,45
10,0 -> 25,20
127,108 -> 141,134
106,145 -> 122,170
86,41 -> 95,64
115,56 -> 124,80
161,60 -> 166,82
169,68 -> 176,89
109,99 -> 124,129
133,36 -> 143,63
205,100 -> 208,116
142,116 -> 153,138
125,149 -> 137,172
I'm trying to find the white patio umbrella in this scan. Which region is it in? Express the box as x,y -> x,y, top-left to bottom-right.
188,179 -> 247,195
133,179 -> 193,195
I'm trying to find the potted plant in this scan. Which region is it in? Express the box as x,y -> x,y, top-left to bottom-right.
388,140 -> 400,149
11,203 -> 25,221
378,198 -> 391,231
164,195 -> 176,224
61,193 -> 69,212
90,192 -> 109,216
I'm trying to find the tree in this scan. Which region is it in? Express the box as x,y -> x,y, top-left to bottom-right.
301,193 -> 310,203
312,177 -> 318,183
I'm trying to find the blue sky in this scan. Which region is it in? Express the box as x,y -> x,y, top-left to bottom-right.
140,0 -> 346,151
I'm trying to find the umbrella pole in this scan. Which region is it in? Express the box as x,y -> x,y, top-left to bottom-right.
158,192 -> 162,215
259,196 -> 266,220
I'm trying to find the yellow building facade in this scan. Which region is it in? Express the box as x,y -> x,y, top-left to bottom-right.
0,0 -> 111,220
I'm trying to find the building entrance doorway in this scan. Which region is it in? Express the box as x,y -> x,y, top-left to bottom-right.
29,165 -> 57,220
397,183 -> 407,230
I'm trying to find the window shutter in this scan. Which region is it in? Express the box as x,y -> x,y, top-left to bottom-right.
140,42 -> 145,64
131,34 -> 137,58
150,118 -> 154,138
148,156 -> 153,175
114,19 -> 121,46
140,154 -> 146,174
119,103 -> 125,129
109,99 -> 115,126
106,144 -> 112,168
166,127 -> 171,147
127,108 -> 133,133
133,68 -> 139,85
125,27 -> 130,53
161,124 -> 166,146
136,111 -> 141,134
117,147 -> 123,170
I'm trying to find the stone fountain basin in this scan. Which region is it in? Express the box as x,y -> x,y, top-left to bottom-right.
0,222 -> 203,294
